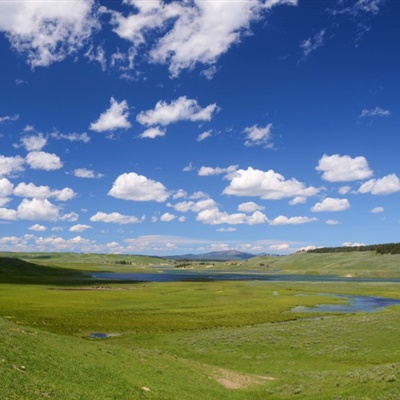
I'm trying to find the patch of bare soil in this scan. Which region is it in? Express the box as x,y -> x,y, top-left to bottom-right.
210,367 -> 275,390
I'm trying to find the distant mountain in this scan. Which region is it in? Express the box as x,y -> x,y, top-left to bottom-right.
165,250 -> 255,261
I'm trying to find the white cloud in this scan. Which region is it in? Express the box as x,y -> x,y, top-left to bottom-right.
0,198 -> 11,207
17,198 -> 59,221
138,126 -> 166,139
197,130 -> 212,142
172,189 -> 187,199
360,106 -> 391,118
14,182 -> 75,201
0,114 -> 19,124
0,0 -> 98,67
0,178 -> 13,198
223,167 -> 320,200
216,227 -> 236,232
289,196 -> 307,205
108,172 -> 169,202
269,243 -> 290,251
73,168 -> 103,179
326,219 -> 340,225
198,165 -> 238,177
90,211 -> 143,225
0,155 -> 25,177
171,198 -> 217,213
197,209 -> 268,225
160,212 -> 176,222
89,97 -> 131,132
338,185 -> 352,195
69,224 -> 92,232
269,215 -> 317,225
358,174 -> 400,195
243,123 -> 273,147
237,202 -> 265,213
201,65 -> 218,80
21,133 -> 47,151
137,96 -> 218,127
311,197 -> 350,212
183,162 -> 194,172
0,208 -> 17,220
343,241 -> 365,247
60,212 -> 79,222
300,29 -> 325,56
29,224 -> 47,232
51,131 -> 91,143
178,216 -> 186,222
316,154 -> 373,182
26,151 -> 63,170
148,0 -> 297,77
371,206 -> 384,213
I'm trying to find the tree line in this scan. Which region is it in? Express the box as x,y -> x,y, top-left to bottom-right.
307,243 -> 400,255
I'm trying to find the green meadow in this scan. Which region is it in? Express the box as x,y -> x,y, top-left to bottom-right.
1,252 -> 400,399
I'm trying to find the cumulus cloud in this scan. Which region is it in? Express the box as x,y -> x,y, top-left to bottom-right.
223,167 -> 320,200
17,198 -> 59,221
14,182 -> 75,201
358,174 -> 400,195
69,224 -> 92,232
171,198 -> 217,213
311,197 -> 350,212
89,97 -> 131,132
160,212 -> 176,222
138,126 -> 166,139
0,178 -> 13,198
371,206 -> 384,213
300,29 -> 325,56
360,106 -> 391,118
51,131 -> 90,143
148,0 -> 297,76
343,241 -> 365,247
269,243 -> 290,251
26,151 -> 63,170
269,215 -> 317,225
326,219 -> 340,225
90,211 -> 143,224
137,96 -> 218,127
243,123 -> 273,147
289,196 -> 307,205
0,208 -> 17,220
73,168 -> 104,179
316,154 -> 373,182
197,130 -> 212,142
0,0 -> 98,67
21,133 -> 47,151
197,209 -> 268,225
29,224 -> 47,232
0,155 -> 25,177
108,172 -> 169,202
237,202 -> 265,213
198,165 -> 238,178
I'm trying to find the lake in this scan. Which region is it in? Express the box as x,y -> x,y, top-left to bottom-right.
90,271 -> 400,283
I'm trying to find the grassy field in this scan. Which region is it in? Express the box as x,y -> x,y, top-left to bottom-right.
1,252 -> 400,399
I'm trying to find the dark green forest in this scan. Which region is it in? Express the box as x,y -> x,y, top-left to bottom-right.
307,243 -> 400,255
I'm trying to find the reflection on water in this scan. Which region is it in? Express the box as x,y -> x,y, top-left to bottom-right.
90,271 -> 400,283
292,294 -> 400,313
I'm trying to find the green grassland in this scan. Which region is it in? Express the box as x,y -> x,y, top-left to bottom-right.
1,252 -> 400,399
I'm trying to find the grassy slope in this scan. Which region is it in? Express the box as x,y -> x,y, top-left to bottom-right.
1,253 -> 400,399
248,251 -> 400,277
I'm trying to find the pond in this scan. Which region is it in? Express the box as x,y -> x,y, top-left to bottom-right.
293,294 -> 400,313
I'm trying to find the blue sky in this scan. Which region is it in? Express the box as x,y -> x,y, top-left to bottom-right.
0,0 -> 399,255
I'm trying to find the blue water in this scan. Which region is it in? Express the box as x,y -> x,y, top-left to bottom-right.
90,271 -> 400,283
293,294 -> 400,313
